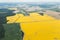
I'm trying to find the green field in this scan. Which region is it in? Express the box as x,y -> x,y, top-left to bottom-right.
0,23 -> 23,40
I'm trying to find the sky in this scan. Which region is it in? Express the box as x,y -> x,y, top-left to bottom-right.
0,0 -> 60,3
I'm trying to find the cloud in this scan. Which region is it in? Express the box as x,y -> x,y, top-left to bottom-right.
0,0 -> 60,2
0,0 -> 19,2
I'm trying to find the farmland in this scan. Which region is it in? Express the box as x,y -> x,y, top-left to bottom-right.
7,13 -> 60,40
0,2 -> 60,40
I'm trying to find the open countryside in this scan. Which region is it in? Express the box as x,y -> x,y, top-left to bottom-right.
0,2 -> 60,40
7,12 -> 60,40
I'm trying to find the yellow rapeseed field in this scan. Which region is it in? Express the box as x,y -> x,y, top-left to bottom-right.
7,13 -> 60,40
